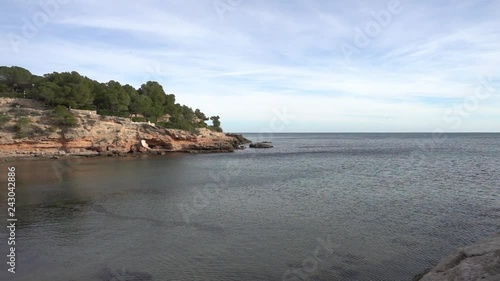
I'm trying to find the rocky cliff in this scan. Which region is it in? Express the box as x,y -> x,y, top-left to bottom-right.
415,233 -> 500,281
0,98 -> 250,158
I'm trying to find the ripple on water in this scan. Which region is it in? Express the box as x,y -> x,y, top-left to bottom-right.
2,133 -> 499,281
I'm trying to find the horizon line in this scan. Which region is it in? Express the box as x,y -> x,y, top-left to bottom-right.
234,132 -> 500,134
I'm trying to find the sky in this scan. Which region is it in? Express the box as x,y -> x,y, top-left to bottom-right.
0,0 -> 499,132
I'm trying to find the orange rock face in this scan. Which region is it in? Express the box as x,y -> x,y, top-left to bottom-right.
0,98 -> 249,158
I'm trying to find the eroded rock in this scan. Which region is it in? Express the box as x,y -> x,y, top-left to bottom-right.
416,233 -> 500,281
0,99 -> 250,158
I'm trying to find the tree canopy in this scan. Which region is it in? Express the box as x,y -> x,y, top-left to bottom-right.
0,66 -> 222,132
0,66 -> 33,91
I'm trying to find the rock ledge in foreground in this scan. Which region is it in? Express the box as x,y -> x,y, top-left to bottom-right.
415,233 -> 500,281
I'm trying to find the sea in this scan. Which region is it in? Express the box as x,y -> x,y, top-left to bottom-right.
0,133 -> 499,281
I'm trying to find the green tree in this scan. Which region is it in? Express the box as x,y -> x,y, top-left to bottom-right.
0,65 -> 225,132
129,93 -> 153,117
147,104 -> 164,121
122,84 -> 137,105
209,116 -> 222,132
181,105 -> 195,124
165,94 -> 175,106
210,116 -> 221,127
13,117 -> 32,138
0,83 -> 9,93
139,81 -> 167,106
44,71 -> 94,108
0,66 -> 33,92
94,81 -> 131,112
36,81 -> 60,106
194,108 -> 209,127
92,81 -> 108,110
52,105 -> 78,126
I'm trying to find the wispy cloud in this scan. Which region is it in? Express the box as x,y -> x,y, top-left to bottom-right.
0,0 -> 498,131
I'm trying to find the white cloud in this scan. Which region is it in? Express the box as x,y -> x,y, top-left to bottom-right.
0,0 -> 498,131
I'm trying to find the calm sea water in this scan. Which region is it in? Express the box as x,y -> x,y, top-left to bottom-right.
0,133 -> 499,281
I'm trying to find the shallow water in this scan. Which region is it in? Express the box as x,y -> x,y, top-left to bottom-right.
0,133 -> 499,281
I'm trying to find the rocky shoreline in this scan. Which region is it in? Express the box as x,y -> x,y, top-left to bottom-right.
414,233 -> 500,281
0,98 -> 251,160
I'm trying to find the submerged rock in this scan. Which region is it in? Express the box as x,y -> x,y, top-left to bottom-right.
415,233 -> 500,281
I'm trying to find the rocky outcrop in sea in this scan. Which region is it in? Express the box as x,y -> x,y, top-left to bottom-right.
249,141 -> 273,148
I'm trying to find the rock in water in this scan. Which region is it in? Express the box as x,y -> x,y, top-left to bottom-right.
225,133 -> 251,144
249,142 -> 273,148
416,233 -> 500,281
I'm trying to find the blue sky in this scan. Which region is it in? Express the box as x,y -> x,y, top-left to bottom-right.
1,0 -> 499,132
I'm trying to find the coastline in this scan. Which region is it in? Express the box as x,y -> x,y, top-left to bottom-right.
0,147 -> 240,162
0,98 -> 251,159
0,131 -> 250,160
